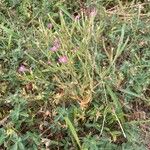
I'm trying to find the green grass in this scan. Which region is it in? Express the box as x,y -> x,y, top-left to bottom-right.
0,0 -> 150,149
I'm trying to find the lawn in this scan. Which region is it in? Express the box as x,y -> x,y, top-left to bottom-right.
0,0 -> 150,149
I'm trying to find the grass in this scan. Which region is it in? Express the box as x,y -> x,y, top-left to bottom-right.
0,0 -> 150,149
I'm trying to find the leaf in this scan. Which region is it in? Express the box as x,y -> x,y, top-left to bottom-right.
64,117 -> 81,149
117,24 -> 126,52
106,85 -> 123,115
58,5 -> 73,20
119,89 -> 147,101
0,25 -> 14,35
113,24 -> 129,63
18,141 -> 25,150
0,129 -> 6,145
11,143 -> 18,150
11,106 -> 20,122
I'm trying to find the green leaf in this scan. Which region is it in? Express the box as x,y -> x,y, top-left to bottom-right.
119,89 -> 147,101
113,24 -> 129,63
11,143 -> 18,150
64,117 -> 81,149
106,85 -> 123,115
18,141 -> 25,150
58,5 -> 73,20
0,129 -> 6,145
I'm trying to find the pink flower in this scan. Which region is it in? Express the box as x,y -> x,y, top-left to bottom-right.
50,39 -> 60,52
18,65 -> 28,73
50,46 -> 58,52
90,8 -> 97,17
74,15 -> 80,20
58,55 -> 68,63
47,23 -> 52,29
47,61 -> 51,65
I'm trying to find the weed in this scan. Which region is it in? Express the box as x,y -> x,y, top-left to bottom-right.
0,0 -> 150,149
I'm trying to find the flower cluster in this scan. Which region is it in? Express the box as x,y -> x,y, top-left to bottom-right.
49,39 -> 69,64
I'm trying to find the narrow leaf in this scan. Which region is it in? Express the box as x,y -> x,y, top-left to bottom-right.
106,85 -> 123,114
64,117 -> 81,148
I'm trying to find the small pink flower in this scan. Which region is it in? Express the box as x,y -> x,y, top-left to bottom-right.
74,15 -> 80,20
50,46 -> 58,52
47,23 -> 52,29
47,61 -> 51,65
50,39 -> 61,52
18,65 -> 28,73
90,8 -> 97,17
58,55 -> 68,63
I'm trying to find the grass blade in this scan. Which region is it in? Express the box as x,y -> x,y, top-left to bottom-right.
113,24 -> 129,63
64,117 -> 81,149
106,85 -> 123,115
